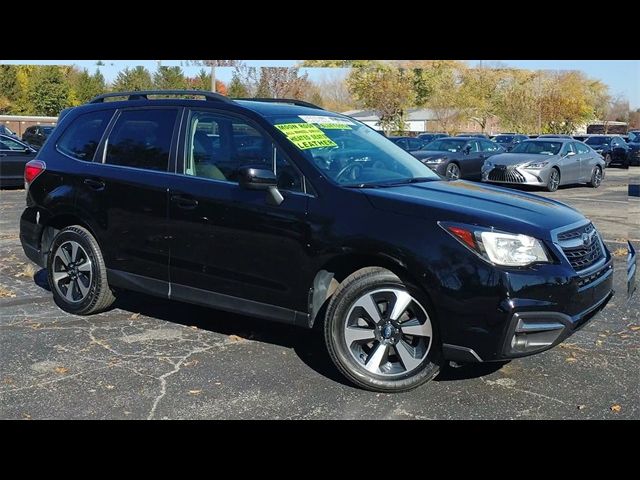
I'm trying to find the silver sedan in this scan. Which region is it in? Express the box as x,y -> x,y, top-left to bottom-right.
481,138 -> 605,192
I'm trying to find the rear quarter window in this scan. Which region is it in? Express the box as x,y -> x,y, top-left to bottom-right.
57,110 -> 114,161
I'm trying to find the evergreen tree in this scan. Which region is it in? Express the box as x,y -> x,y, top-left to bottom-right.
112,66 -> 153,91
28,66 -> 71,116
227,72 -> 250,98
153,66 -> 187,90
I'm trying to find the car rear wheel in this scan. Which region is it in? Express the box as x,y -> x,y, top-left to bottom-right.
604,153 -> 612,167
587,166 -> 602,188
324,267 -> 442,392
546,167 -> 560,192
445,162 -> 460,180
47,225 -> 115,315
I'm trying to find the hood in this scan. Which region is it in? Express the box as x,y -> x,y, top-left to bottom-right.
488,152 -> 559,167
412,150 -> 463,161
363,180 -> 585,238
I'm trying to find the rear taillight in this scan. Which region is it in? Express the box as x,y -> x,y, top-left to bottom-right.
24,160 -> 46,187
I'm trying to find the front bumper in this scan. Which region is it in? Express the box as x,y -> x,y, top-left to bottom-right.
440,254 -> 614,364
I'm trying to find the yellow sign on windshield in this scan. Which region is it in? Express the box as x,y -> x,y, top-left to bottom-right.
275,123 -> 338,150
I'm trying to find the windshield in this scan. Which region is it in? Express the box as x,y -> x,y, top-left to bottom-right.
585,136 -> 611,146
629,131 -> 639,142
493,135 -> 514,143
510,141 -> 563,155
41,126 -> 55,134
266,114 -> 439,186
423,138 -> 467,152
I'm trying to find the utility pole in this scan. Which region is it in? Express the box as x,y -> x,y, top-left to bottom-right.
211,63 -> 216,93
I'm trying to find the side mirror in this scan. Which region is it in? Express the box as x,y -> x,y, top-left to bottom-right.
238,166 -> 283,206
463,145 -> 471,155
565,151 -> 576,157
24,147 -> 33,153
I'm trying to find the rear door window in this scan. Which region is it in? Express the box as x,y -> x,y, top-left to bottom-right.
57,110 -> 114,161
104,109 -> 178,171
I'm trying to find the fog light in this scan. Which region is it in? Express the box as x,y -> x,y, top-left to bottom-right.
509,318 -> 566,353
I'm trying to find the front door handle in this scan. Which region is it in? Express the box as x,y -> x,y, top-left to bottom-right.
83,178 -> 105,191
171,194 -> 198,209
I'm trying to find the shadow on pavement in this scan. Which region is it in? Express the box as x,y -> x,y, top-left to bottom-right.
32,267 -> 508,387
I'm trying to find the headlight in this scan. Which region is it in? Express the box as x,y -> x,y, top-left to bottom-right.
440,223 -> 550,267
524,161 -> 549,169
424,158 -> 445,164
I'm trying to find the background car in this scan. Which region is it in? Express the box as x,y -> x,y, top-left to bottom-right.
413,136 -> 504,180
584,135 -> 630,168
22,125 -> 55,149
0,134 -> 38,187
492,133 -> 529,151
0,124 -> 20,139
417,132 -> 447,144
572,135 -> 590,142
388,136 -> 424,152
626,133 -> 640,166
626,130 -> 639,143
482,138 -> 605,192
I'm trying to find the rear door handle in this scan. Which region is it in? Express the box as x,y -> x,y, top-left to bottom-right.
171,194 -> 198,209
83,178 -> 105,191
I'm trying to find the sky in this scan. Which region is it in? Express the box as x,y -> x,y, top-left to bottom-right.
2,59 -> 638,109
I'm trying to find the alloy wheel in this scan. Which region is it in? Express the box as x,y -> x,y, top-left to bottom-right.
343,288 -> 433,376
446,163 -> 460,180
52,241 -> 93,303
593,167 -> 602,187
549,169 -> 560,191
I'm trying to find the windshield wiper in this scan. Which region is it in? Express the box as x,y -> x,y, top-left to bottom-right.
344,177 -> 436,188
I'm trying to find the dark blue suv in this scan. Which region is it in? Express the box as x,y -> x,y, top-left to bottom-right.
19,90 -> 614,392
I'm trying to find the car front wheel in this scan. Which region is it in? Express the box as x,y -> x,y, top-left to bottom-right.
445,162 -> 460,180
324,267 -> 441,392
546,167 -> 560,192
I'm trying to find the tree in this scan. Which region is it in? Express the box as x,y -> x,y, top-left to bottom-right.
629,109 -> 640,130
112,66 -> 153,91
72,68 -> 107,104
253,67 -> 312,99
300,60 -> 374,68
422,62 -> 466,134
347,63 -> 415,134
187,69 -> 227,95
227,71 -> 250,98
153,66 -> 188,90
28,66 -> 70,116
539,71 -> 596,134
494,70 -> 541,133
0,65 -> 20,103
459,64 -> 506,132
184,61 -> 239,93
315,72 -> 355,112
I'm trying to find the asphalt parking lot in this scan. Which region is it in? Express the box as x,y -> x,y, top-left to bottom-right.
1,168 -> 638,419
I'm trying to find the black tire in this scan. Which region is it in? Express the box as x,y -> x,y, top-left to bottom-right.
546,167 -> 560,192
47,225 -> 115,315
587,165 -> 603,188
324,267 -> 442,392
604,153 -> 611,167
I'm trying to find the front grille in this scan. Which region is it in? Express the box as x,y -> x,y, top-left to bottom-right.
557,222 -> 594,241
488,167 -> 526,183
558,223 -> 604,271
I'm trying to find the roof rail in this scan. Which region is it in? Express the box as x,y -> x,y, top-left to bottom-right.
234,97 -> 324,110
88,90 -> 234,104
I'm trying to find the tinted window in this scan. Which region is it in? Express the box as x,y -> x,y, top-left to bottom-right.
559,143 -> 574,156
585,136 -> 611,146
105,109 -> 177,171
469,141 -> 480,152
493,135 -> 513,143
57,110 -> 113,161
275,147 -> 303,193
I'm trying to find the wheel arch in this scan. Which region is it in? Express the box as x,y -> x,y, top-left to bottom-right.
40,213 -> 102,266
308,253 -> 429,328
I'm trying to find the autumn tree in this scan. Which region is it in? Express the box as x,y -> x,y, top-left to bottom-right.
421,62 -> 466,134
300,60 -> 374,68
493,70 -> 541,133
347,62 -> 415,134
315,73 -> 354,112
539,71 -> 596,134
112,66 -> 153,91
459,64 -> 507,133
